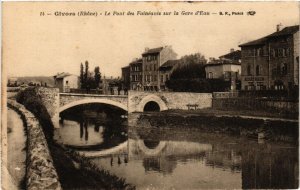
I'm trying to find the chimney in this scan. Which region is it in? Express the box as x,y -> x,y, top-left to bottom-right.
276,23 -> 282,32
230,48 -> 234,53
145,47 -> 149,52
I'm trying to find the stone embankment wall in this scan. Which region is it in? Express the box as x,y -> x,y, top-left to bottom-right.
7,100 -> 61,190
128,112 -> 298,143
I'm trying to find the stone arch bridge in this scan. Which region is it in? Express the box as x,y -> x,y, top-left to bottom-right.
37,88 -> 212,128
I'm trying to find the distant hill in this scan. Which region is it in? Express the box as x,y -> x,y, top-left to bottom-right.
15,76 -> 55,87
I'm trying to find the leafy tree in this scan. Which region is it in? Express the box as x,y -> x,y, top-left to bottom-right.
94,66 -> 101,88
180,53 -> 207,66
166,53 -> 208,92
170,53 -> 207,80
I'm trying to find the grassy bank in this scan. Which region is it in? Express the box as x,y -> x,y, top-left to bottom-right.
16,87 -> 134,189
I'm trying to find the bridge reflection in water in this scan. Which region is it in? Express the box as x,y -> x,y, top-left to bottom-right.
89,126 -> 298,189
55,105 -> 298,189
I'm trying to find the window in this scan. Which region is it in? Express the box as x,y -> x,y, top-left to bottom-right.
66,80 -> 68,85
272,49 -> 276,57
286,48 -> 291,57
256,65 -> 260,76
281,63 -> 287,75
283,49 -> 286,57
256,48 -> 262,56
153,75 -> 157,82
278,48 -> 284,57
161,75 -> 164,83
247,65 -> 251,75
208,72 -> 213,79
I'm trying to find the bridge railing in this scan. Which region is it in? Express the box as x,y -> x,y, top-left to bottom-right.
70,88 -> 128,95
59,92 -> 128,98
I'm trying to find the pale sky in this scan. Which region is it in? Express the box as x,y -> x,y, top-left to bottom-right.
3,2 -> 299,78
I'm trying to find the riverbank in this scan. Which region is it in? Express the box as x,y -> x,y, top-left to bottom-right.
164,108 -> 299,121
132,110 -> 298,143
49,142 -> 134,189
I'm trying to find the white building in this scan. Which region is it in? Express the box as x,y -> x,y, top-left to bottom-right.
53,72 -> 79,92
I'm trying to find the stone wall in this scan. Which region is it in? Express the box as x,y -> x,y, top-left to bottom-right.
128,91 -> 212,112
35,87 -> 59,118
7,100 -> 61,190
213,97 -> 298,114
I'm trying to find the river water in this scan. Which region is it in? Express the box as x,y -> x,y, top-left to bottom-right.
55,106 -> 298,189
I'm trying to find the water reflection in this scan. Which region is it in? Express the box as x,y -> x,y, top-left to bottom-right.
57,108 -> 298,189
90,126 -> 298,189
54,104 -> 127,150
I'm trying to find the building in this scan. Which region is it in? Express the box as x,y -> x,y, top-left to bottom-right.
7,77 -> 18,86
205,59 -> 241,90
129,58 -> 143,90
142,46 -> 177,91
53,72 -> 79,92
121,66 -> 130,90
239,25 -> 299,91
102,76 -> 122,95
159,59 -> 180,91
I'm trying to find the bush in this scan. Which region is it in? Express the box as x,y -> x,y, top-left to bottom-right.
16,87 -> 54,141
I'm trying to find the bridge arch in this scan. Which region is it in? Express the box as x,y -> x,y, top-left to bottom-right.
137,94 -> 168,112
59,98 -> 128,113
137,140 -> 167,156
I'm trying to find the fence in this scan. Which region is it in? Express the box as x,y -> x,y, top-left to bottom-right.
213,91 -> 239,99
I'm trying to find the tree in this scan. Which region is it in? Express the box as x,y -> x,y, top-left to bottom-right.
94,66 -> 101,88
80,63 -> 85,89
166,53 -> 208,92
180,53 -> 207,66
170,53 -> 207,80
84,60 -> 89,86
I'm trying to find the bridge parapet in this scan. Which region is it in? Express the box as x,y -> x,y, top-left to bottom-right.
59,93 -> 128,108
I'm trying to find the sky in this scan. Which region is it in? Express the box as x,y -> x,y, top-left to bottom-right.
3,2 -> 299,78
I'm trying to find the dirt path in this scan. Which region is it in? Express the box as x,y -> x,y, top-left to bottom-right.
7,108 -> 26,189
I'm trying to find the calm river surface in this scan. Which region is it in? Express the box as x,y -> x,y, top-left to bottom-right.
55,106 -> 298,189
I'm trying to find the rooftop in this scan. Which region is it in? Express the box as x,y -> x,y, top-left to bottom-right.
219,50 -> 241,60
205,59 -> 241,67
159,59 -> 180,71
53,72 -> 72,79
239,36 -> 268,47
121,65 -> 130,69
267,25 -> 299,38
142,47 -> 164,55
129,58 -> 143,65
239,25 -> 299,47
